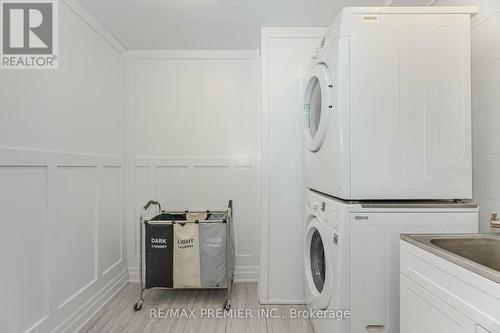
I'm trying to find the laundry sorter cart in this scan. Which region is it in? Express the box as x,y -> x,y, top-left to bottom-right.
133,200 -> 235,311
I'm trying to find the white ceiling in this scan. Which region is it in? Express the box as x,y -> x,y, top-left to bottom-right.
77,0 -> 433,50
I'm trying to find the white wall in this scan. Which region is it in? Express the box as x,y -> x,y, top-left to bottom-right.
434,0 -> 500,232
0,1 -> 126,332
126,50 -> 261,282
260,28 -> 326,303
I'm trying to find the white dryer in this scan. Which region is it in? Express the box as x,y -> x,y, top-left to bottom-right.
303,7 -> 476,200
304,189 -> 478,333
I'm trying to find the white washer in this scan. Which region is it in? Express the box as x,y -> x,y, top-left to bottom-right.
304,193 -> 349,333
303,7 -> 475,200
304,189 -> 478,333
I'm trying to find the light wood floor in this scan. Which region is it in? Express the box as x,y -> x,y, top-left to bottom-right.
80,283 -> 314,333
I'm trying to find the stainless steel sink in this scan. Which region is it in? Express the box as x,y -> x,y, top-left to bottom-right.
430,236 -> 500,272
401,234 -> 500,284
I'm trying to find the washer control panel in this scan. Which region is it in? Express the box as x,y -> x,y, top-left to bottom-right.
310,200 -> 322,212
308,198 -> 344,232
324,204 -> 342,231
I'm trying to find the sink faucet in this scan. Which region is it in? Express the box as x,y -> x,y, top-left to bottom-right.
490,212 -> 500,228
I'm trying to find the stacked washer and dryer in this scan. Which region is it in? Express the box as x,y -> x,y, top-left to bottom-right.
302,7 -> 478,333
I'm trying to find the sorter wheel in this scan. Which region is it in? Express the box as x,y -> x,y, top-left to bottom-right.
224,300 -> 231,311
134,300 -> 143,311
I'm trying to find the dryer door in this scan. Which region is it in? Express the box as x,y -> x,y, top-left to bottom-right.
304,217 -> 334,309
303,64 -> 332,152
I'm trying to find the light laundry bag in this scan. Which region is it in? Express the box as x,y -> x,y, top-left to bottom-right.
199,222 -> 227,287
186,212 -> 208,222
173,222 -> 201,288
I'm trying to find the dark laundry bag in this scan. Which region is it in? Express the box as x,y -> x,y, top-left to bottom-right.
145,223 -> 174,288
151,213 -> 186,221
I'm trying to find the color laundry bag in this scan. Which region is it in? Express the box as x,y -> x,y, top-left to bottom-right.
199,222 -> 227,287
173,223 -> 201,288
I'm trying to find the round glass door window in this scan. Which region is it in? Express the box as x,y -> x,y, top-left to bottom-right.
308,77 -> 322,140
303,64 -> 332,152
310,229 -> 326,293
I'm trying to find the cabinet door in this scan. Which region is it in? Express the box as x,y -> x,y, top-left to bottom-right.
351,212 -> 477,333
401,275 -> 476,333
260,28 -> 326,303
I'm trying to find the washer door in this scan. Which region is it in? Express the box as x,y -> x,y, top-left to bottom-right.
304,217 -> 333,309
303,64 -> 332,152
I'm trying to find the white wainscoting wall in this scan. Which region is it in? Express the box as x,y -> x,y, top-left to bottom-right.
126,50 -> 261,282
260,28 -> 326,304
0,1 -> 126,332
434,0 -> 500,233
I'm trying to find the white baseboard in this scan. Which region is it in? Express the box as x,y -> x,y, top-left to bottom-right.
259,299 -> 307,305
55,269 -> 128,333
127,265 -> 259,283
233,265 -> 259,282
